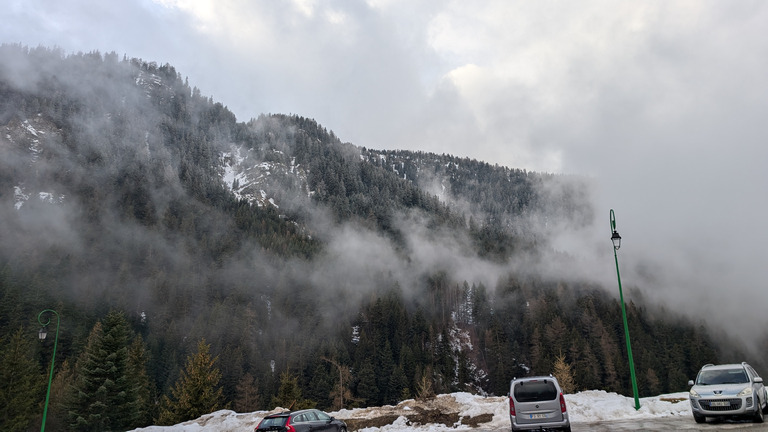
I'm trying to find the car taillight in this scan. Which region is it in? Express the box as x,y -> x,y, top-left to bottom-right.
285,417 -> 296,432
509,396 -> 516,416
559,392 -> 567,413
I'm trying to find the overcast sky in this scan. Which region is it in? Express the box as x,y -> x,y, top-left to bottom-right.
3,0 -> 768,338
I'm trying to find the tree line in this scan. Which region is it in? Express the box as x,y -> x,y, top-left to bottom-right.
1,272 -> 731,431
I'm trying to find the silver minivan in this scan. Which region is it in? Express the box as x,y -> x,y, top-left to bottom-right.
509,375 -> 571,432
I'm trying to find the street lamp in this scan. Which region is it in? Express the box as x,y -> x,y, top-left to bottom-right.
610,210 -> 640,410
37,309 -> 60,432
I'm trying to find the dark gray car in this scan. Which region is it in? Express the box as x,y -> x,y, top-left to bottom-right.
254,409 -> 347,432
689,362 -> 768,424
509,375 -> 571,432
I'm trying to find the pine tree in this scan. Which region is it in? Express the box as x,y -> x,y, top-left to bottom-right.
46,359 -> 76,432
415,366 -> 435,401
375,340 -> 396,403
157,339 -> 226,425
322,357 -> 353,410
595,319 -> 621,392
67,311 -> 140,431
127,335 -> 155,426
354,361 -> 378,406
645,368 -> 661,396
270,371 -> 313,410
552,352 -> 576,394
306,364 -> 331,409
0,327 -> 42,432
234,373 -> 260,413
529,326 -> 544,375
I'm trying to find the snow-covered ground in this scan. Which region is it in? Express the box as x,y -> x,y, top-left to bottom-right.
131,390 -> 692,432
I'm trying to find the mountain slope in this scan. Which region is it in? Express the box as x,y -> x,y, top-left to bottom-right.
0,44 -> 736,430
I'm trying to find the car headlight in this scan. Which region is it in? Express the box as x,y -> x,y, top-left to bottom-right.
738,387 -> 753,397
690,389 -> 700,398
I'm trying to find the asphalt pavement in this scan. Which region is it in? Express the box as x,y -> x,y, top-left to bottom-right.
477,416 -> 768,431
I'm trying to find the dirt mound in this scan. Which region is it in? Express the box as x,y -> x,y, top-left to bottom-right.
339,394 -> 495,430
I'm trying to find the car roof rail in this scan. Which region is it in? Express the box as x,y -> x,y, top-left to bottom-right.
702,363 -> 714,368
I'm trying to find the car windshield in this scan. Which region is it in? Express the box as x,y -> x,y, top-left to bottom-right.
697,369 -> 749,385
513,380 -> 558,402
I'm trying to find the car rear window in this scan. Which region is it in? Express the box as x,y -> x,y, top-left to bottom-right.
259,416 -> 288,428
514,380 -> 558,402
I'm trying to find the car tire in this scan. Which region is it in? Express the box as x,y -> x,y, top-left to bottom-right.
693,413 -> 706,423
755,404 -> 765,423
561,427 -> 572,432
763,391 -> 768,414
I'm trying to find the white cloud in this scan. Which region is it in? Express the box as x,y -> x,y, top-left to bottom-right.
3,0 -> 768,339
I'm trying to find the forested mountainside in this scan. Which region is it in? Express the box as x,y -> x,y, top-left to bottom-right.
0,44 -> 744,430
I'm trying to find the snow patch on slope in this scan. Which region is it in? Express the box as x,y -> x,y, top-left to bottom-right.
220,144 -> 309,209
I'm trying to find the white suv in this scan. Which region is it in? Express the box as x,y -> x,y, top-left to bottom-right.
509,375 -> 570,432
688,362 -> 768,423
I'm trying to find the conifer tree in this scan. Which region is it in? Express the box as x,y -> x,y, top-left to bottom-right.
127,335 -> 155,426
0,327 -> 42,432
157,339 -> 225,425
322,357 -> 353,410
67,311 -> 140,431
270,371 -> 312,410
644,368 -> 661,396
307,364 -> 332,409
354,361 -> 378,406
234,373 -> 260,413
46,359 -> 76,432
415,367 -> 435,401
552,352 -> 575,394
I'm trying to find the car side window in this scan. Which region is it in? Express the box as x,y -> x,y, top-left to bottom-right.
294,414 -> 307,423
304,411 -> 318,421
315,411 -> 330,421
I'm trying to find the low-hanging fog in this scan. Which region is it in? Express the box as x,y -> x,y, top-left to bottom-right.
2,1 -> 768,354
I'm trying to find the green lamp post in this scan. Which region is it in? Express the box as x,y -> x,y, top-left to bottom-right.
610,209 -> 640,410
37,309 -> 60,432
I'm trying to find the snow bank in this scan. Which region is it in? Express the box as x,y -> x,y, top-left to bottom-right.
130,390 -> 693,432
567,390 -> 690,423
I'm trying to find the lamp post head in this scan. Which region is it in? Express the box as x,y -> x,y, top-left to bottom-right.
611,230 -> 622,250
39,327 -> 48,341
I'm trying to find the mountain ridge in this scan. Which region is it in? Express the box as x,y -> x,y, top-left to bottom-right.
0,43 -> 741,430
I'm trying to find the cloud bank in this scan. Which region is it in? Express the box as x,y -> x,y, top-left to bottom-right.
3,0 -> 768,341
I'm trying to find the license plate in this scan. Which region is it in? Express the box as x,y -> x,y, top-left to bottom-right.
710,401 -> 730,407
529,414 -> 547,419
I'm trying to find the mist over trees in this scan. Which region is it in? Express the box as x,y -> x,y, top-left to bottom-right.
0,44 -> 753,430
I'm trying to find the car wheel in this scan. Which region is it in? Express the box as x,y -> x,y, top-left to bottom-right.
755,404 -> 765,423
763,391 -> 768,414
338,428 -> 347,432
561,427 -> 572,432
693,412 -> 706,423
